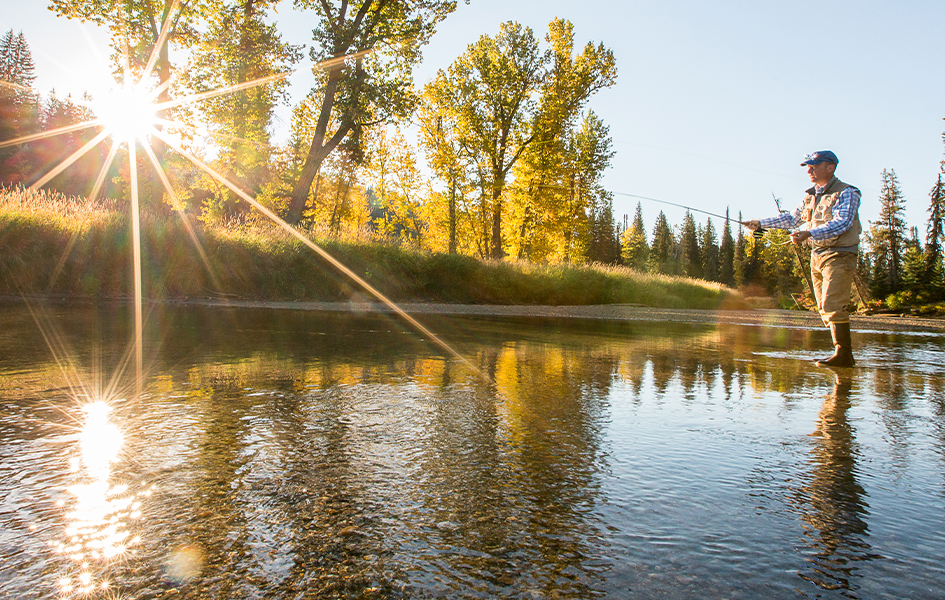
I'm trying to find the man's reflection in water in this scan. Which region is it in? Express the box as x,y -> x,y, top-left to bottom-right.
798,370 -> 876,595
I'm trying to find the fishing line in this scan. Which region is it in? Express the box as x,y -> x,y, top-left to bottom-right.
612,191 -> 767,238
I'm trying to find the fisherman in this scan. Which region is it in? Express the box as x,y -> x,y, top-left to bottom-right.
745,150 -> 861,368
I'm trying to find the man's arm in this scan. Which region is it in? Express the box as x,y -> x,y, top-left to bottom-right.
745,204 -> 804,231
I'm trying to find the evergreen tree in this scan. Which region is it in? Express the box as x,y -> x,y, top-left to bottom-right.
648,210 -> 675,274
0,29 -> 40,184
734,211 -> 747,285
702,217 -> 720,282
679,210 -> 701,278
869,168 -> 908,297
901,226 -> 925,296
925,172 -> 945,298
586,193 -> 620,264
620,201 -> 648,270
719,207 -> 735,286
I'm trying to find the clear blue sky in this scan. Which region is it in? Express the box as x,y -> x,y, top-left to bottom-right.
6,0 -> 944,236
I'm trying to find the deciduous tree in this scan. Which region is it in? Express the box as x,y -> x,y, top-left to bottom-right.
285,0 -> 461,225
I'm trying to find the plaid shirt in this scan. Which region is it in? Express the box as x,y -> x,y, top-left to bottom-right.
760,184 -> 860,241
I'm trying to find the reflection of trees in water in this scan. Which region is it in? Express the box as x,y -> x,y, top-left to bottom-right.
13,305 -> 945,598
796,372 -> 876,596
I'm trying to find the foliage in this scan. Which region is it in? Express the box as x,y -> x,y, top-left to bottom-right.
183,0 -> 302,218
284,0 -> 462,224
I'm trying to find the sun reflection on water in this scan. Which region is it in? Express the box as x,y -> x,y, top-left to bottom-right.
53,400 -> 151,598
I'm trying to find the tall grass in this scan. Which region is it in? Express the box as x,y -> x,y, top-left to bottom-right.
1,187 -> 739,309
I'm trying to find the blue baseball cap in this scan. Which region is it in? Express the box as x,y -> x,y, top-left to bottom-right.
800,150 -> 839,166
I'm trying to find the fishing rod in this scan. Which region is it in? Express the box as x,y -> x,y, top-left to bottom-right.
612,191 -> 766,237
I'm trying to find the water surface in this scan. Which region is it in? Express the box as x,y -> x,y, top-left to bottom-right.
1,302 -> 943,599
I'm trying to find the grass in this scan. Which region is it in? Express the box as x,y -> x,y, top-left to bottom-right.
1,187 -> 740,310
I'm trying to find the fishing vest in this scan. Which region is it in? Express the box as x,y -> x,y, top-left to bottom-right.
802,177 -> 861,251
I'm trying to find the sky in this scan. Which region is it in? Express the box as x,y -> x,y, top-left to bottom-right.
5,0 -> 945,237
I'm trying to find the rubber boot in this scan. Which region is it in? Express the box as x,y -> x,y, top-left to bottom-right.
816,322 -> 855,368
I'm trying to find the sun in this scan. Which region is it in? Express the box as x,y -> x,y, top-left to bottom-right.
91,83 -> 158,142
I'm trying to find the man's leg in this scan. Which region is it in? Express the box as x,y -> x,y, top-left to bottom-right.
813,251 -> 857,367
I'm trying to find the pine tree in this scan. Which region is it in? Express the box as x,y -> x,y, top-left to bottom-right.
719,207 -> 735,286
734,211 -> 747,285
925,172 -> 945,299
702,217 -> 720,282
620,201 -> 649,270
869,168 -> 908,297
678,210 -> 701,278
0,30 -> 40,184
648,210 -> 675,274
901,226 -> 925,297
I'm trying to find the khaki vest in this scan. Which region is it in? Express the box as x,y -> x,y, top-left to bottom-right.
801,177 -> 861,250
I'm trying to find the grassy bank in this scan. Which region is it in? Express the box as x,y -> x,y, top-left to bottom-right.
0,188 -> 739,310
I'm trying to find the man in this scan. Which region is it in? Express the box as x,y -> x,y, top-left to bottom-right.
746,150 -> 861,367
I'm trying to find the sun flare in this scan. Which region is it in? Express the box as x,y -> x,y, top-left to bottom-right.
91,84 -> 158,142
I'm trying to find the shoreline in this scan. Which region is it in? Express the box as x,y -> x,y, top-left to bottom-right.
125,297 -> 945,333
6,296 -> 944,333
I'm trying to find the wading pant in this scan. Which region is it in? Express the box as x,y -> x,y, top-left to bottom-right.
810,249 -> 857,326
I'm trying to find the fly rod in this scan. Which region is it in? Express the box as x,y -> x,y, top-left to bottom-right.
612,192 -> 766,237
772,192 -> 819,313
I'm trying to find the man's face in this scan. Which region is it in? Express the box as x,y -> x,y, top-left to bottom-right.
807,161 -> 835,186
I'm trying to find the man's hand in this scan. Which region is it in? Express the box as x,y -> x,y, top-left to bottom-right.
744,219 -> 762,231
791,230 -> 812,244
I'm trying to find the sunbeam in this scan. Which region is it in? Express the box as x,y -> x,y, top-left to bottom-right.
3,12 -> 487,395
151,127 -> 491,382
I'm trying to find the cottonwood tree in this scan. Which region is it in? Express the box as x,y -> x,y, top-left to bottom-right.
284,0 -> 462,225
424,21 -> 545,258
184,0 -> 301,218
51,0 -> 218,204
417,85 -> 469,254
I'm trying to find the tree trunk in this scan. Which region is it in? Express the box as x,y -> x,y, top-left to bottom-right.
286,67 -> 344,225
448,179 -> 457,254
490,178 -> 505,259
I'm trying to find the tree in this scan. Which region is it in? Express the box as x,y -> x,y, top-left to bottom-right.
719,207 -> 735,286
426,21 -> 544,258
648,210 -> 675,274
925,172 -> 945,298
678,210 -> 701,279
508,19 -> 616,261
621,202 -> 648,270
702,217 -> 719,282
284,0 -> 461,225
0,29 -> 40,184
868,168 -> 907,297
34,91 -> 105,196
184,0 -> 301,217
734,211 -> 747,285
51,0 -> 218,204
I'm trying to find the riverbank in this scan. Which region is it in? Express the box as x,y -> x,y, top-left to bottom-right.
1,187 -> 735,310
11,295 -> 941,333
166,299 -> 945,333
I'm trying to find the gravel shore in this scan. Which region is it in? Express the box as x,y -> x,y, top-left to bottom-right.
165,298 -> 945,334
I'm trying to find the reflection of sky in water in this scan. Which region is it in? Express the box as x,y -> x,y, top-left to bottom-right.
54,400 -> 147,597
